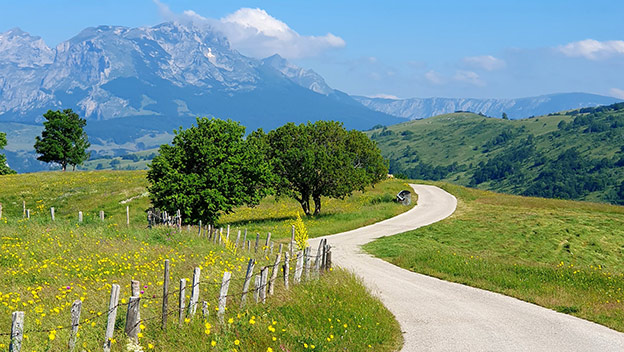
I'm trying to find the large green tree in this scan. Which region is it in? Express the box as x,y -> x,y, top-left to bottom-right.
264,120 -> 388,216
34,109 -> 90,171
147,118 -> 273,225
0,131 -> 16,175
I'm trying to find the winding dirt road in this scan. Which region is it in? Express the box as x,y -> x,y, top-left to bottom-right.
310,184 -> 624,351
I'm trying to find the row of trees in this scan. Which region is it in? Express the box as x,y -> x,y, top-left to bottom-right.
147,118 -> 388,224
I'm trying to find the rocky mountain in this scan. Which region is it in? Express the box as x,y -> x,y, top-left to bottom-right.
0,22 -> 401,131
354,93 -> 621,120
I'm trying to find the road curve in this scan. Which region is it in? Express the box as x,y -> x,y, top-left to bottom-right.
310,184 -> 624,351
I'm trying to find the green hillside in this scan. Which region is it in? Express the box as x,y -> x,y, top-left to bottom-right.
365,182 -> 624,331
368,103 -> 624,204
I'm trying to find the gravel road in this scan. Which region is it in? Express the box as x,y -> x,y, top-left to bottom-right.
310,184 -> 624,351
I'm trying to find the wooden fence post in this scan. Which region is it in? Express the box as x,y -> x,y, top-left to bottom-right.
235,230 -> 241,249
254,274 -> 261,303
0,203 -> 2,220
78,211 -> 83,223
218,271 -> 231,323
50,207 -> 54,221
226,225 -> 230,241
68,299 -> 82,352
103,284 -> 120,352
304,247 -> 310,280
283,252 -> 291,290
326,247 -> 332,271
278,243 -> 284,255
264,233 -> 271,256
126,206 -> 130,226
26,209 -> 30,220
125,296 -> 140,342
100,210 -> 104,221
188,267 -> 200,318
240,259 -> 255,308
131,280 -> 140,323
178,279 -> 186,325
294,251 -> 303,284
254,233 -> 260,253
260,267 -> 268,304
315,239 -> 325,276
162,259 -> 170,330
198,220 -> 202,237
9,311 -> 24,352
268,253 -> 281,295
202,301 -> 209,319
22,201 -> 25,218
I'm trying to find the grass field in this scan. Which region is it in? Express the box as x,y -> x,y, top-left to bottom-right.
364,181 -> 624,331
0,171 -> 408,351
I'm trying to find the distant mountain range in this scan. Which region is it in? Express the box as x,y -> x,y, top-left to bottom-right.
354,93 -> 621,120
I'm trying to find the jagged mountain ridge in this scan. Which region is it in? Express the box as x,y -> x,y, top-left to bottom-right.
0,22 -> 401,131
354,93 -> 621,120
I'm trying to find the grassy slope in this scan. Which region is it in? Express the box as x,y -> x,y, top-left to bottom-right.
0,171 -> 408,351
368,110 -> 624,202
364,181 -> 624,331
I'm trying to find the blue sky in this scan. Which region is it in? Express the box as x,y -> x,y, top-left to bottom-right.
1,0 -> 623,99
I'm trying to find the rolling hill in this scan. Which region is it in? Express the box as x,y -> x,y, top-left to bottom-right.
368,102 -> 624,204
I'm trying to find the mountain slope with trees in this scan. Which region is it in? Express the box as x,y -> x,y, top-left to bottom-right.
368,102 -> 624,204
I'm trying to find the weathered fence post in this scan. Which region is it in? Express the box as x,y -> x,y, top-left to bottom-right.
202,301 -> 209,319
50,207 -> 54,221
290,225 -> 295,257
278,243 -> 283,255
240,259 -> 255,308
78,211 -> 83,223
100,210 -> 105,221
218,271 -> 231,323
268,253 -> 281,295
198,220 -> 202,237
9,311 -> 24,352
315,239 -> 325,276
188,267 -> 200,318
254,274 -> 261,303
131,280 -> 140,323
260,267 -> 268,303
22,201 -> 25,218
178,279 -> 186,325
226,225 -> 230,241
264,233 -> 272,256
125,296 -> 140,342
235,230 -> 241,249
161,259 -> 170,330
254,233 -> 260,253
0,203 -> 3,220
68,299 -> 82,352
26,209 -> 30,220
126,206 -> 130,226
304,247 -> 310,280
294,251 -> 304,284
283,252 -> 290,290
103,284 -> 120,352
326,246 -> 332,271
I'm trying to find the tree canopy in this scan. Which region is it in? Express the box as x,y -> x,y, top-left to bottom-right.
0,131 -> 15,175
34,109 -> 90,171
147,118 -> 273,225
263,120 -> 388,216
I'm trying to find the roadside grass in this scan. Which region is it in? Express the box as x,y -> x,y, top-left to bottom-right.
0,171 -> 407,350
364,181 -> 624,331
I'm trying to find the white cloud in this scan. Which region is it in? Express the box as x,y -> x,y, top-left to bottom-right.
369,93 -> 400,100
610,88 -> 624,99
424,70 -> 444,85
154,1 -> 345,59
463,55 -> 506,71
453,70 -> 484,86
558,39 -> 624,60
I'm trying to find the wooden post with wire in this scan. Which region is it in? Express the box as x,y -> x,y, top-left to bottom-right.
240,259 -> 255,308
161,259 -> 170,330
103,284 -> 120,352
218,271 -> 231,323
10,311 -> 24,352
68,300 -> 82,352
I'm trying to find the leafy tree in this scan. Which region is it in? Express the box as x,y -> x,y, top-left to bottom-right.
265,120 -> 387,216
34,109 -> 90,171
0,132 -> 16,175
502,112 -> 509,120
147,118 -> 272,225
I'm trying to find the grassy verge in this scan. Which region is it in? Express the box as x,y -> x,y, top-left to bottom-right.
0,171 -> 406,351
364,182 -> 624,331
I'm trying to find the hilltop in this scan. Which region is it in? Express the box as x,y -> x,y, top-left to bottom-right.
368,102 -> 624,204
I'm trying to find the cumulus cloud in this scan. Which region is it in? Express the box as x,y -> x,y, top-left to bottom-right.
463,55 -> 506,71
154,1 -> 345,59
610,88 -> 624,100
453,70 -> 484,86
558,39 -> 624,60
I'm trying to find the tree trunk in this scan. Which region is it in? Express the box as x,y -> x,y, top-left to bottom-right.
298,196 -> 311,216
313,196 -> 322,216
62,163 -> 67,172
